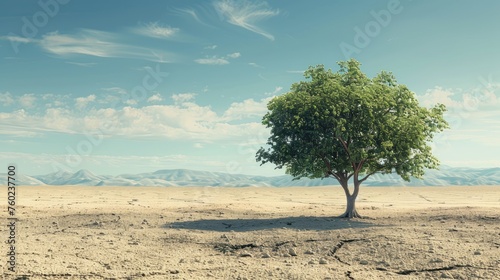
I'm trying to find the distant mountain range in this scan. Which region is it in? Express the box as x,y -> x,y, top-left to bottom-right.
1,166 -> 500,186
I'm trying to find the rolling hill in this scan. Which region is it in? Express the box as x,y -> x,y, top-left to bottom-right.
1,166 -> 499,186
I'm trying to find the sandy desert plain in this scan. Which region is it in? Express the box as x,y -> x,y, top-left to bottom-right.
1,185 -> 499,280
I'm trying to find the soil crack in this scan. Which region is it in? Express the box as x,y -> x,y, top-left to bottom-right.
334,255 -> 351,265
396,264 -> 473,275
345,270 -> 354,280
328,238 -> 367,266
328,239 -> 367,257
214,242 -> 260,253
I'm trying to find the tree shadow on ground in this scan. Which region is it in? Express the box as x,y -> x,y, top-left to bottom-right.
164,216 -> 374,232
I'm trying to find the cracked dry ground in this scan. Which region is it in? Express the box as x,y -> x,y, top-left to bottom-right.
1,186 -> 499,279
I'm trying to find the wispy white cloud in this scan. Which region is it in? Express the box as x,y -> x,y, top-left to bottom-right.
227,52 -> 241,58
418,87 -> 462,108
133,22 -> 179,39
102,87 -> 127,95
172,93 -> 196,104
75,94 -> 96,109
172,7 -> 211,27
19,94 -> 37,108
222,96 -> 273,121
248,62 -> 263,68
148,93 -> 163,103
38,29 -> 175,62
0,35 -> 37,44
194,143 -> 204,148
41,94 -> 70,108
214,0 -> 279,41
0,93 -> 270,141
204,44 -> 217,50
264,86 -> 283,96
195,56 -> 229,65
194,52 -> 241,65
0,92 -> 15,106
417,86 -> 498,109
124,99 -> 138,106
1,32 -> 160,61
417,85 -> 500,153
286,70 -> 305,74
0,125 -> 40,137
65,61 -> 97,67
417,86 -> 499,133
40,30 -> 116,57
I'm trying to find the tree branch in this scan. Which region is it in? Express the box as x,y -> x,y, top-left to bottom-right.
331,173 -> 341,181
338,136 -> 350,159
321,154 -> 340,181
357,159 -> 366,173
351,163 -> 357,173
382,107 -> 393,116
358,171 -> 378,183
336,172 -> 345,182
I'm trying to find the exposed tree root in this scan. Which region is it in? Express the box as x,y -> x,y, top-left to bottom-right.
337,210 -> 363,219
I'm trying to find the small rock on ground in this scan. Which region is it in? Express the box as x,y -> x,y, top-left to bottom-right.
239,252 -> 253,258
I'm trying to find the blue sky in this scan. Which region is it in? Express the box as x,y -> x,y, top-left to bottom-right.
1,0 -> 499,177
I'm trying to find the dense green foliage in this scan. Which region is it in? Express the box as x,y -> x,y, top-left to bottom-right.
256,59 -> 448,217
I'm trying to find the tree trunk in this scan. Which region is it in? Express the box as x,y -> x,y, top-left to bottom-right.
338,193 -> 362,218
337,176 -> 362,218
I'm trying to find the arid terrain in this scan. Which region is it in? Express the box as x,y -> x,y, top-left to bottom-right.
1,186 -> 499,279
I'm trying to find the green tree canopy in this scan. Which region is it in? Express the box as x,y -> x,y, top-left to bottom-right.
256,59 -> 449,218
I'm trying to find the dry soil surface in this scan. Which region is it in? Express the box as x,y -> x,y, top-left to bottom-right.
1,186 -> 499,279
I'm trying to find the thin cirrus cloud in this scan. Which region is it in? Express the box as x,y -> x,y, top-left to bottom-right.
204,44 -> 217,50
0,35 -> 36,44
133,22 -> 179,39
248,62 -> 263,68
37,29 -> 175,62
194,52 -> 241,65
65,61 -> 97,67
195,56 -> 229,65
172,8 -> 205,25
214,0 -> 279,41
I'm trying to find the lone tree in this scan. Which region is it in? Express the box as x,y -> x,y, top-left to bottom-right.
256,59 -> 448,218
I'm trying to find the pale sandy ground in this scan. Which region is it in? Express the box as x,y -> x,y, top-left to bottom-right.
1,186 -> 499,280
